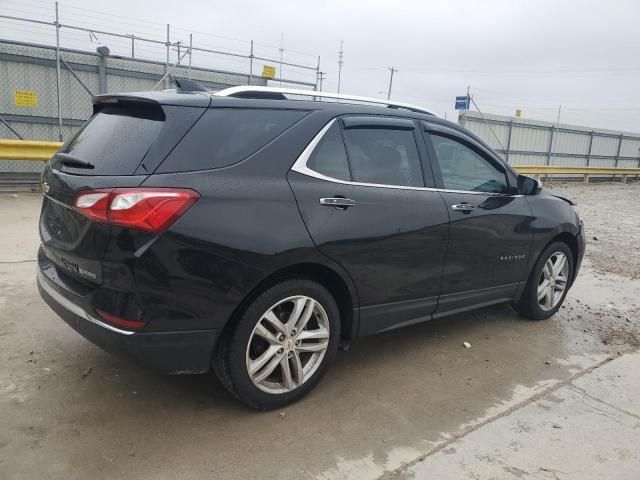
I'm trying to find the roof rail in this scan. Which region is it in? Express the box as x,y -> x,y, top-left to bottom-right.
212,86 -> 438,116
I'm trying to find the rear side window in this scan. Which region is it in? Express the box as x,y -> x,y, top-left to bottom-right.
60,104 -> 164,175
158,108 -> 306,172
342,128 -> 424,187
306,123 -> 351,181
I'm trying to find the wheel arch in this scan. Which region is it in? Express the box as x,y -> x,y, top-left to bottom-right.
536,231 -> 580,285
217,262 -> 359,351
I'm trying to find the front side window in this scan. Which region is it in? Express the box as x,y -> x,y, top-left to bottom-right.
306,122 -> 351,181
342,127 -> 424,187
430,134 -> 508,193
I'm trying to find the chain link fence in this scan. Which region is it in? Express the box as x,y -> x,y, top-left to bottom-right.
0,39 -> 317,183
1,8 -> 321,187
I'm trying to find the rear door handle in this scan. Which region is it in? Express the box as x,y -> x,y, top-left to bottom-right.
320,197 -> 356,209
451,203 -> 475,212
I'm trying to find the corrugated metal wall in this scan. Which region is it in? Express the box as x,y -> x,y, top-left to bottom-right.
459,111 -> 640,170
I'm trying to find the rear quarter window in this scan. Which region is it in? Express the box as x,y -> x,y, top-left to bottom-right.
157,108 -> 307,173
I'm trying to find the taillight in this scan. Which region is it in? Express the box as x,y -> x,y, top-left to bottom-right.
95,309 -> 146,330
73,188 -> 199,233
73,190 -> 110,223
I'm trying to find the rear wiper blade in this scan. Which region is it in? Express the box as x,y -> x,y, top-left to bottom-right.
53,152 -> 95,169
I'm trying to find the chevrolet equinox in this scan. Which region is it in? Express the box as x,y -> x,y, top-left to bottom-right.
37,85 -> 585,409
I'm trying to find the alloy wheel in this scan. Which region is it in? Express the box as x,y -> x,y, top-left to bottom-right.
245,295 -> 330,394
537,252 -> 569,311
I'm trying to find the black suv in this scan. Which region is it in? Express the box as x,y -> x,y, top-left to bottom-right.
37,86 -> 585,409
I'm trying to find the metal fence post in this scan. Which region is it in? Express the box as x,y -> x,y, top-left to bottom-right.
586,131 -> 594,166
615,134 -> 623,167
315,56 -> 321,91
505,120 -> 513,163
54,1 -> 63,141
165,24 -> 170,89
188,33 -> 193,80
613,133 -> 623,182
546,125 -> 554,165
248,40 -> 254,85
97,55 -> 107,94
130,35 -> 135,58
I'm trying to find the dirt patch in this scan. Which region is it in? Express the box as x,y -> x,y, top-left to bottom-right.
547,182 -> 640,279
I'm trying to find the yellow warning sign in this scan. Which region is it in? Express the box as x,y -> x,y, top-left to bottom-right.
14,90 -> 39,107
515,109 -> 522,118
262,65 -> 276,79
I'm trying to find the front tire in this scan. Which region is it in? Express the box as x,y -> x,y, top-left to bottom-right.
214,279 -> 340,410
514,241 -> 574,320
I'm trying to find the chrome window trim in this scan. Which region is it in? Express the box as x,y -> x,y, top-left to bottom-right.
37,272 -> 135,336
290,118 -> 522,198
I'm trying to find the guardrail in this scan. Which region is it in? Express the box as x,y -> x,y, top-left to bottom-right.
0,140 -> 638,185
0,140 -> 63,161
513,165 -> 640,184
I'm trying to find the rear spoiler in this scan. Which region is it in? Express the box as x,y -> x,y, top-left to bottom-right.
93,90 -> 211,112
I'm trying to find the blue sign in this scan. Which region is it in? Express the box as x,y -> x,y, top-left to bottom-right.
455,95 -> 470,110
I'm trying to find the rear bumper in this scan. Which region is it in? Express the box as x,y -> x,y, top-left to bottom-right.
37,271 -> 218,374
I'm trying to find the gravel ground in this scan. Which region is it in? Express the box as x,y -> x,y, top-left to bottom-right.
548,181 -> 640,279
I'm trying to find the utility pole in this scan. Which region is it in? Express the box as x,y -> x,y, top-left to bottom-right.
337,40 -> 344,94
249,40 -> 254,85
318,72 -> 326,92
279,32 -> 284,86
54,1 -> 63,141
188,34 -> 192,79
387,66 -> 397,100
550,104 -> 562,167
165,24 -> 170,89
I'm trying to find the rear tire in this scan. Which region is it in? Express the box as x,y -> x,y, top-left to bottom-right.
514,241 -> 574,320
214,279 -> 340,410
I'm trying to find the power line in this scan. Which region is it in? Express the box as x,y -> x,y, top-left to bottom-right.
468,90 -> 506,152
400,65 -> 640,75
4,0 -> 318,69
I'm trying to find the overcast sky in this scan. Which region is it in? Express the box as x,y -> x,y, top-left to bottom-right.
3,0 -> 640,131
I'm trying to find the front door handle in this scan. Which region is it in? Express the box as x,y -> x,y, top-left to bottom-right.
451,203 -> 475,212
320,197 -> 356,209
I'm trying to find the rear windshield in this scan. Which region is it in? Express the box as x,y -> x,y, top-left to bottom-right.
157,108 -> 307,173
58,104 -> 164,175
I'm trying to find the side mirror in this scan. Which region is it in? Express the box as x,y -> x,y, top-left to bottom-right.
517,174 -> 542,195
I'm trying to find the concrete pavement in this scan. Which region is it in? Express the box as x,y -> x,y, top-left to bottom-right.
1,188 -> 639,480
392,352 -> 640,479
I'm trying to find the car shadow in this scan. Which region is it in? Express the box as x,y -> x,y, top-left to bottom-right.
96,301 -> 530,412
